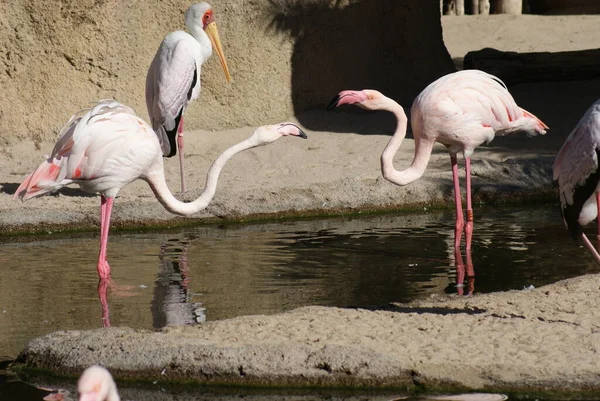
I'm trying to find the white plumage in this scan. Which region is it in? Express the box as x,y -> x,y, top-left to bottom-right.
553,99 -> 600,264
146,2 -> 231,193
14,100 -> 307,280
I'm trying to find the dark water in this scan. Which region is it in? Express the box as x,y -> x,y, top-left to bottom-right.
1,205 -> 598,400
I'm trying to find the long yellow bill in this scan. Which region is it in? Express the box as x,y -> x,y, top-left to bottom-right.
205,22 -> 231,83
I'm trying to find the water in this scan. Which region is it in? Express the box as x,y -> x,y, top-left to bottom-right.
0,205 -> 598,400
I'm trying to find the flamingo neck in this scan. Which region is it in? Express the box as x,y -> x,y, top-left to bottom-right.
380,100 -> 432,186
145,136 -> 260,216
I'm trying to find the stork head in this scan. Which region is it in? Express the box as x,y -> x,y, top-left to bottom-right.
78,365 -> 120,401
327,89 -> 387,111
250,122 -> 308,146
185,2 -> 231,83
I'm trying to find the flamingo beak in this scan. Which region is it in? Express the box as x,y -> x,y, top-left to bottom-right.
205,22 -> 231,83
327,90 -> 368,110
278,123 -> 308,139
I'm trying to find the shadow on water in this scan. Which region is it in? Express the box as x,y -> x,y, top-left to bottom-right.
264,0 -> 454,133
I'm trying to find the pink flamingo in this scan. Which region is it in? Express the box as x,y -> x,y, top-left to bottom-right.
77,365 -> 119,401
553,99 -> 600,264
146,2 -> 231,193
328,70 -> 548,254
14,100 -> 306,281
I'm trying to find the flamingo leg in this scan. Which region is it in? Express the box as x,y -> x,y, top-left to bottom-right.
465,248 -> 475,296
465,157 -> 474,252
581,233 -> 600,265
98,278 -> 111,328
97,195 -> 114,280
454,245 -> 465,295
177,117 -> 186,193
451,155 -> 464,251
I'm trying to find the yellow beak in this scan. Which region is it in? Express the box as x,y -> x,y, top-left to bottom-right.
205,22 -> 231,83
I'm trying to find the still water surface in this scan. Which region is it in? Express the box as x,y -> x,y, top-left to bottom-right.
0,206 -> 598,399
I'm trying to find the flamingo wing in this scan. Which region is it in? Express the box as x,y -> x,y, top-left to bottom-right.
419,70 -> 547,138
15,101 -> 161,201
146,33 -> 199,157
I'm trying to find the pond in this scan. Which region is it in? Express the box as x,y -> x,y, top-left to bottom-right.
0,205 -> 598,400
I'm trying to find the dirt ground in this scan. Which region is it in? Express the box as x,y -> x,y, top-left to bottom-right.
7,13 -> 600,397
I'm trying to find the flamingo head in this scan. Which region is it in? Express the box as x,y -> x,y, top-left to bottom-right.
185,2 -> 231,83
78,365 -> 120,401
251,123 -> 308,146
327,89 -> 386,111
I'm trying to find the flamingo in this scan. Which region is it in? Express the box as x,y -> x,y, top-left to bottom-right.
13,100 -> 307,280
146,2 -> 231,193
328,70 -> 548,253
77,365 -> 119,401
553,99 -> 600,264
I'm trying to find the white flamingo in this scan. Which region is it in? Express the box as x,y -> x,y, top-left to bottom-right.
328,70 -> 548,253
146,2 -> 231,193
14,101 -> 306,280
554,99 -> 600,264
77,365 -> 119,401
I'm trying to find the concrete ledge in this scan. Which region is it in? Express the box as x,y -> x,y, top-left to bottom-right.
13,272 -> 600,397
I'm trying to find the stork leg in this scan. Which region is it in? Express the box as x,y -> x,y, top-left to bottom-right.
596,192 -> 600,250
451,155 -> 465,251
98,278 -> 111,328
177,117 -> 186,193
581,233 -> 600,265
97,195 -> 114,280
465,157 -> 474,252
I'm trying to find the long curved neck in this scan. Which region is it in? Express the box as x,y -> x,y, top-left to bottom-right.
145,137 -> 260,216
380,100 -> 433,186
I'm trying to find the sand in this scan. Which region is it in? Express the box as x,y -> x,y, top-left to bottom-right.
6,13 -> 600,397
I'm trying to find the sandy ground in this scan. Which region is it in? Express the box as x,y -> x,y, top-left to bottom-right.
6,14 -> 600,397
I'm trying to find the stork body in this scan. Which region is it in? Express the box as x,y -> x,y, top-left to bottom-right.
146,2 -> 231,192
554,99 -> 600,264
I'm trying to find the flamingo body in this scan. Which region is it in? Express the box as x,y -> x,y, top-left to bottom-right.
553,99 -> 600,263
412,70 -> 548,158
14,100 -> 306,280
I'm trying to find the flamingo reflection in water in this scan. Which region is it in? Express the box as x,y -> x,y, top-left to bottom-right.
97,238 -> 204,328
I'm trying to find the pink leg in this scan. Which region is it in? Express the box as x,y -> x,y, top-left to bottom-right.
454,245 -> 465,296
451,156 -> 464,250
97,195 -> 114,280
582,233 -> 600,265
465,248 -> 475,296
465,157 -> 474,252
177,117 -> 186,193
98,278 -> 111,328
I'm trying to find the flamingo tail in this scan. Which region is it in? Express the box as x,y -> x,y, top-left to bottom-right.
495,107 -> 549,137
13,160 -> 66,201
